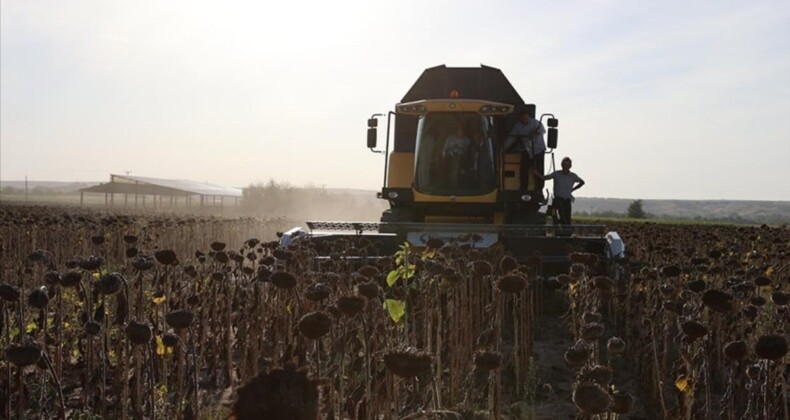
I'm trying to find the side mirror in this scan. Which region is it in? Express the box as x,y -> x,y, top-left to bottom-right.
547,128 -> 558,149
367,127 -> 377,149
367,118 -> 378,128
547,118 -> 559,128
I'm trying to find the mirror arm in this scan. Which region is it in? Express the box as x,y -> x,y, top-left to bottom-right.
382,111 -> 394,187
369,113 -> 385,154
540,113 -> 558,150
539,113 -> 555,125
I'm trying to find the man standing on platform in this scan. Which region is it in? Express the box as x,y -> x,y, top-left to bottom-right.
532,157 -> 585,226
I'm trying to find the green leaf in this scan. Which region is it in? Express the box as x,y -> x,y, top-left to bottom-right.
404,263 -> 416,279
386,270 -> 400,287
155,336 -> 173,356
384,299 -> 406,323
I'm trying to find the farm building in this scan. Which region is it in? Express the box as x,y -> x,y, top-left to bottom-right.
78,174 -> 243,208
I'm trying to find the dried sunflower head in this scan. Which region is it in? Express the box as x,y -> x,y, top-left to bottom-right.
297,312 -> 332,340
384,349 -> 433,378
232,364 -> 319,420
755,335 -> 788,360
336,296 -> 365,317
573,382 -> 612,414
5,340 -> 42,367
473,351 -> 501,371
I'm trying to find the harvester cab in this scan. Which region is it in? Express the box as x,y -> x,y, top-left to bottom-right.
282,65 -> 624,274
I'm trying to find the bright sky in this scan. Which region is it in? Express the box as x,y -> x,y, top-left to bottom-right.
2,0 -> 789,200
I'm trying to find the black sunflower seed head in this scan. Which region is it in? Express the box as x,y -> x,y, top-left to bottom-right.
125,321 -> 152,345
28,286 -> 49,309
162,332 -> 180,347
154,250 -> 178,266
165,310 -> 195,330
384,349 -> 433,378
85,321 -> 101,336
755,335 -> 788,360
5,341 -> 42,367
0,283 -> 21,302
43,271 -> 62,286
132,256 -> 155,271
297,311 -> 332,340
79,256 -> 104,271
98,273 -> 123,295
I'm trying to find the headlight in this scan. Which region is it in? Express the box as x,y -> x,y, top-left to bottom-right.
397,105 -> 426,114
479,105 -> 513,115
387,191 -> 399,199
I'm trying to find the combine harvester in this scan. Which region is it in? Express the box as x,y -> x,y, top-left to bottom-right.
282,65 -> 624,274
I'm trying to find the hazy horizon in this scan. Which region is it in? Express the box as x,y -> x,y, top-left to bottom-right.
2,1 -> 789,201
3,178 -> 790,204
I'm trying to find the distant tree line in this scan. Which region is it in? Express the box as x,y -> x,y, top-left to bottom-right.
1,186 -> 73,196
575,198 -> 787,225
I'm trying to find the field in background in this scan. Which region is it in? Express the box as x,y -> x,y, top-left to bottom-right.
573,197 -> 790,225
3,180 -> 789,225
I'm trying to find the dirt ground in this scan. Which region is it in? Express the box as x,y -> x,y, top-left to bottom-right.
529,291 -> 649,420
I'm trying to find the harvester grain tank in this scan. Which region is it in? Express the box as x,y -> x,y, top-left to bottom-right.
281,65 -> 624,272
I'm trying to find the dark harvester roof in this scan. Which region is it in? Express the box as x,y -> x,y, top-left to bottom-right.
400,64 -> 524,105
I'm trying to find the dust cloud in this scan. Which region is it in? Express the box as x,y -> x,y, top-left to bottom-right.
239,181 -> 388,223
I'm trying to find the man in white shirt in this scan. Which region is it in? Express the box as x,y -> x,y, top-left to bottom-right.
505,109 -> 546,196
505,109 -> 546,158
533,157 -> 585,225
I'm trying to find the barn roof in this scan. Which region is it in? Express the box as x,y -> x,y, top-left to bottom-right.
79,174 -> 243,197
